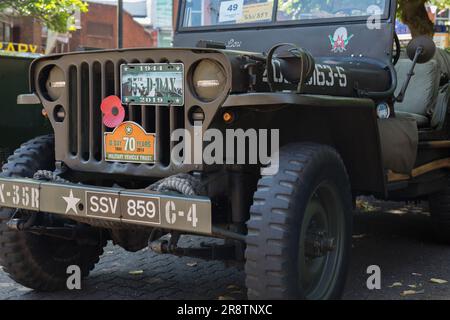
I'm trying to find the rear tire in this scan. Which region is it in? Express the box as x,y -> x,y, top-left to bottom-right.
0,135 -> 106,291
245,143 -> 353,300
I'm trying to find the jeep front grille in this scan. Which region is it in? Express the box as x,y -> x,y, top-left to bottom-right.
32,49 -> 232,178
67,60 -> 184,167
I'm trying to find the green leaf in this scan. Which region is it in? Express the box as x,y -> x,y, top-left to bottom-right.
1,0 -> 88,33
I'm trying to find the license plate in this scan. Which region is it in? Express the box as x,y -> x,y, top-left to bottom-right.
121,63 -> 184,106
0,178 -> 212,234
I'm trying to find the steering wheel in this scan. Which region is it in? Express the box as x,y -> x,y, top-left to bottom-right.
393,32 -> 401,65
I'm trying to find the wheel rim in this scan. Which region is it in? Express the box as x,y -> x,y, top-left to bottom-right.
297,181 -> 346,299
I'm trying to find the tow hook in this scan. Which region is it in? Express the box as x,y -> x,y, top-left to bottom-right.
6,214 -> 101,245
149,234 -> 237,260
6,211 -> 36,231
6,218 -> 28,231
305,231 -> 336,258
150,239 -> 176,254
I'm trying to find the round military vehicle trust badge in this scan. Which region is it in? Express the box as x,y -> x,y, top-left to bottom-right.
125,125 -> 133,135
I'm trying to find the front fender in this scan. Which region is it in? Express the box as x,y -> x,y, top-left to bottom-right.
221,93 -> 386,196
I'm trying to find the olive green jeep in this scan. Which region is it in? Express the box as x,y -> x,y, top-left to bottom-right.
0,0 -> 449,299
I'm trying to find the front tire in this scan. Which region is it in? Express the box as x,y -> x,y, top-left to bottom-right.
245,143 -> 353,300
0,135 -> 106,291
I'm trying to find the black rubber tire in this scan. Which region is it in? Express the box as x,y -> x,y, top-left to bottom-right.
0,135 -> 106,291
0,147 -> 10,166
429,185 -> 450,243
245,143 -> 353,300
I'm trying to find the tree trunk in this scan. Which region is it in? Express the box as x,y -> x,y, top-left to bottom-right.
399,0 -> 434,38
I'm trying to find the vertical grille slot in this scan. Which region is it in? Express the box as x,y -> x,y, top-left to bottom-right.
79,63 -> 90,161
102,60 -> 116,143
104,61 -> 115,97
68,66 -> 78,156
170,106 -> 185,150
156,106 -> 170,166
91,62 -> 102,161
99,61 -> 114,160
115,60 -> 125,97
132,106 -> 142,124
129,59 -> 141,122
142,105 -> 156,133
115,59 -> 129,125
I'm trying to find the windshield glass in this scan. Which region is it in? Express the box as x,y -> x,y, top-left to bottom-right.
277,0 -> 386,21
182,0 -> 275,27
181,0 -> 387,28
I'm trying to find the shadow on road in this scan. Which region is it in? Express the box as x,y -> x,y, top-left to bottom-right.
1,200 -> 450,300
345,201 -> 450,300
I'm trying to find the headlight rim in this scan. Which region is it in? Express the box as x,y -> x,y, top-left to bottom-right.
38,64 -> 65,102
190,58 -> 226,103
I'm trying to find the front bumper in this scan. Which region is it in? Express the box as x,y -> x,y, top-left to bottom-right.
0,177 -> 212,234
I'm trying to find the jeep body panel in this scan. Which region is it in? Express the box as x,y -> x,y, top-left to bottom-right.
0,54 -> 50,158
174,0 -> 397,63
223,93 -> 386,194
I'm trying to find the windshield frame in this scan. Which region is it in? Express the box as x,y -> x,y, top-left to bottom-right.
177,0 -> 393,33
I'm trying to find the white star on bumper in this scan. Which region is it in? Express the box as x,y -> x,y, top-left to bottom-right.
62,190 -> 80,214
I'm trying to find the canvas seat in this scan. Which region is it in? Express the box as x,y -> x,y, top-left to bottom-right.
395,110 -> 430,127
394,59 -> 441,128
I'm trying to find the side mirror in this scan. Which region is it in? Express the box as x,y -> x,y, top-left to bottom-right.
406,35 -> 436,64
396,35 -> 437,103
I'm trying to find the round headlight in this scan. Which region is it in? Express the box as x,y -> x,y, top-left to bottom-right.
192,59 -> 226,102
42,66 -> 64,101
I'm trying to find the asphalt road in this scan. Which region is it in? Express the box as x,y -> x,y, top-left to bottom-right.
1,199 -> 450,300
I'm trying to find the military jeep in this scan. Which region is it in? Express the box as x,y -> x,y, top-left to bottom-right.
0,0 -> 449,299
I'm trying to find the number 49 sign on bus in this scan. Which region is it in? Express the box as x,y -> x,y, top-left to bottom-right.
219,0 -> 244,22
